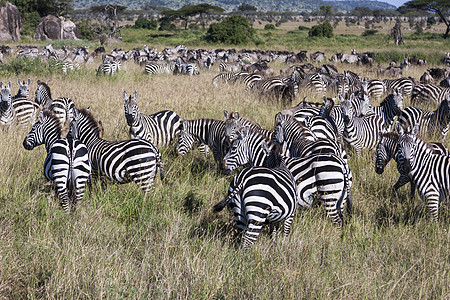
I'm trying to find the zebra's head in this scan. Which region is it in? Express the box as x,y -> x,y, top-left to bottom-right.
397,124 -> 420,174
341,98 -> 353,123
375,132 -> 398,175
0,81 -> 12,104
123,90 -> 139,126
177,120 -> 195,156
223,125 -> 252,172
17,79 -> 31,98
392,89 -> 404,114
356,92 -> 374,116
23,110 -> 61,150
223,110 -> 242,145
272,112 -> 286,144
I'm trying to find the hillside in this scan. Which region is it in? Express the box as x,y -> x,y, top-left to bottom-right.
72,0 -> 397,12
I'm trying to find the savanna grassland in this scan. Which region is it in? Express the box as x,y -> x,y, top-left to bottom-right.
0,31 -> 449,298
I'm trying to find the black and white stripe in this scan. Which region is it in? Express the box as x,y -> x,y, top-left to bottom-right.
145,61 -> 176,75
173,63 -> 199,76
223,110 -> 273,144
69,107 -> 164,193
372,90 -> 404,131
35,80 -> 75,125
383,78 -> 413,96
411,83 -> 450,106
397,125 -> 450,221
123,90 -> 181,147
212,72 -> 249,87
1,81 -> 38,127
23,110 -> 91,212
96,61 -> 121,76
13,79 -> 31,100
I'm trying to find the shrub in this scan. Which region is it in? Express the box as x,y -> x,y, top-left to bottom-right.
134,17 -> 157,30
308,22 -> 333,38
21,12 -> 41,37
205,15 -> 256,45
298,25 -> 309,31
76,20 -> 96,40
264,23 -> 275,30
362,29 -> 378,36
0,57 -> 57,76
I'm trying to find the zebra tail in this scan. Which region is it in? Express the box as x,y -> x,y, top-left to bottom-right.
343,168 -> 353,216
157,158 -> 165,182
213,185 -> 241,213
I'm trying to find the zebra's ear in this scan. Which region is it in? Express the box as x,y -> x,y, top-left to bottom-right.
17,78 -> 21,85
37,80 -> 40,85
378,132 -> 383,143
223,110 -> 229,120
231,111 -> 239,119
7,82 -> 11,89
27,79 -> 31,85
275,112 -> 283,124
122,90 -> 128,101
133,91 -> 138,100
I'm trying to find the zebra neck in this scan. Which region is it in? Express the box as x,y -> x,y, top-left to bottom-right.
44,131 -> 61,152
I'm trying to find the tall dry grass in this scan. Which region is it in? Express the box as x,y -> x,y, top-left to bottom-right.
0,57 -> 449,299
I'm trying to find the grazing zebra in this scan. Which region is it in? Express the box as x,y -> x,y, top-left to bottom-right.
341,98 -> 385,155
123,90 -> 181,147
397,125 -> 450,221
35,80 -> 75,125
375,129 -> 449,202
398,98 -> 450,139
173,63 -> 199,76
177,118 -> 228,168
411,83 -> 450,106
304,114 -> 337,141
238,73 -> 263,90
1,82 -> 38,127
145,61 -> 176,75
383,78 -> 413,96
212,71 -> 249,87
372,90 -> 404,131
55,61 -> 81,74
223,110 -> 273,143
13,79 -> 31,100
214,156 -> 297,251
301,73 -> 326,94
251,77 -> 295,105
96,61 -> 121,76
223,126 -> 351,228
69,107 -> 164,193
23,110 -> 91,212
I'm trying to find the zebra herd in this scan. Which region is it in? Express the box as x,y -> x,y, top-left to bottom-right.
1,55 -> 449,250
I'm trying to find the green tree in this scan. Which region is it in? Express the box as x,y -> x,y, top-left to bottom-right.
162,4 -> 224,30
350,6 -> 373,20
11,0 -> 73,16
237,3 -> 257,12
134,17 -> 157,30
308,22 -> 333,38
403,0 -> 450,38
205,14 -> 255,44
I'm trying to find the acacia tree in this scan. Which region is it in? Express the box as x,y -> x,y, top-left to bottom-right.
404,0 -> 449,38
162,4 -> 224,30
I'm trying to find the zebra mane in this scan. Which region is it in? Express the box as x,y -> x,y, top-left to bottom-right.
38,81 -> 52,99
78,108 -> 102,135
42,109 -> 63,135
382,131 -> 399,139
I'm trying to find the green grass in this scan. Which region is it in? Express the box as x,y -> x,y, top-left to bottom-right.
0,46 -> 449,299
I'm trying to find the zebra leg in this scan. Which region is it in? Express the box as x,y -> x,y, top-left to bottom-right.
425,193 -> 440,222
57,188 -> 70,213
324,198 -> 343,229
283,215 -> 294,237
393,175 -> 412,201
242,220 -> 263,251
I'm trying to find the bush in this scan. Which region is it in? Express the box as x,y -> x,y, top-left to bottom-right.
264,23 -> 275,30
21,12 -> 41,37
76,20 -> 96,40
205,15 -> 256,45
298,25 -> 309,31
134,17 -> 157,30
0,57 -> 57,76
308,22 -> 333,38
362,29 -> 378,36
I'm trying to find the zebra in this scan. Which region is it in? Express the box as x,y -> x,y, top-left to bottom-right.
372,89 -> 404,131
411,83 -> 450,106
54,61 -> 81,74
219,60 -> 244,72
238,73 -> 263,90
35,80 -> 75,125
397,124 -> 450,221
367,79 -> 385,100
212,71 -> 248,87
223,110 -> 273,144
177,118 -> 228,169
123,90 -> 181,147
145,61 -> 176,75
301,73 -> 326,94
96,61 -> 121,76
213,156 -> 297,251
398,98 -> 450,139
23,110 -> 91,212
342,70 -> 362,95
1,81 -> 39,127
251,77 -> 295,105
173,63 -> 199,76
223,125 -> 351,228
383,78 -> 414,96
375,128 -> 449,202
69,107 -> 165,193
13,79 -> 31,100
341,97 -> 385,155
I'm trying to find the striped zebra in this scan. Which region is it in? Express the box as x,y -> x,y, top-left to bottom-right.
301,73 -> 326,94
223,126 -> 351,228
397,125 -> 450,221
383,78 -> 414,96
173,63 -> 199,76
23,110 -> 91,212
343,70 -> 362,96
219,60 -> 244,72
13,79 -> 31,100
251,77 -> 295,105
214,156 -> 297,251
212,71 -> 249,87
96,61 -> 121,76
398,98 -> 450,139
223,110 -> 273,144
69,107 -> 164,193
304,114 -> 337,141
55,61 -> 81,74
341,98 -> 385,155
177,118 -> 228,169
123,90 -> 181,147
367,79 -> 385,100
1,82 -> 38,127
375,129 -> 449,202
411,83 -> 450,106
145,61 -> 176,75
238,73 -> 262,90
372,90 -> 404,131
35,80 -> 75,125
